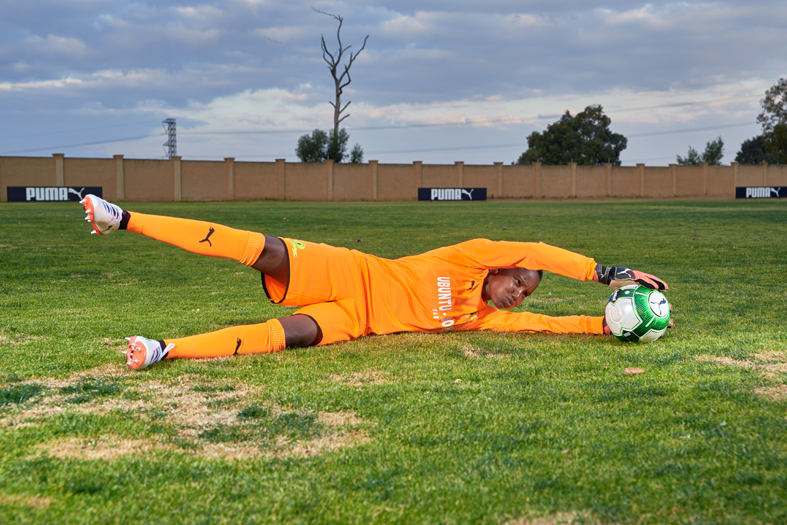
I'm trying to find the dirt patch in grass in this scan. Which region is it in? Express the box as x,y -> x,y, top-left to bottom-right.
318,411 -> 363,426
135,377 -> 258,438
35,417 -> 369,462
697,353 -> 787,401
504,511 -> 599,525
696,352 -> 787,377
40,436 -> 172,460
0,493 -> 53,508
754,385 -> 787,401
198,426 -> 370,461
31,363 -> 127,389
272,430 -> 371,458
0,333 -> 43,346
12,371 -> 370,461
329,369 -> 390,386
461,344 -> 509,359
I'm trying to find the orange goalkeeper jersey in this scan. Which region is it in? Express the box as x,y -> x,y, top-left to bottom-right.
364,239 -> 601,335
263,239 -> 604,342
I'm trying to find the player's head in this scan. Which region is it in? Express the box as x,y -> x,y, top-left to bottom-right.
482,268 -> 542,309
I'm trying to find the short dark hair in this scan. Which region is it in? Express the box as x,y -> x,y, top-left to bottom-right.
537,270 -> 543,279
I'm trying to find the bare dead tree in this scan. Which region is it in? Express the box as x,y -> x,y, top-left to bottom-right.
313,8 -> 369,139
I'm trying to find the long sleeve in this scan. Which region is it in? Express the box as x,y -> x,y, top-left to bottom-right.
457,305 -> 604,334
439,239 -> 598,281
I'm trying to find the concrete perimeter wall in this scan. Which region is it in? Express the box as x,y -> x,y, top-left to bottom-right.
2,154 -> 786,202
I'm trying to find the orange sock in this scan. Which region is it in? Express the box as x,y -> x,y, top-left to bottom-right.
126,212 -> 265,266
165,319 -> 286,359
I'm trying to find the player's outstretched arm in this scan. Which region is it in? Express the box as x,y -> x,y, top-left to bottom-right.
592,264 -> 668,291
460,307 -> 605,335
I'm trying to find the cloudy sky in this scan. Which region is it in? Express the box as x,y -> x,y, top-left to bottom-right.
1,1 -> 785,166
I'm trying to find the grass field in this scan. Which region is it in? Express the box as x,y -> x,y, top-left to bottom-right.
1,198 -> 786,524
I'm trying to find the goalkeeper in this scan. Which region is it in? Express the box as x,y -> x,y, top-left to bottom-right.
80,195 -> 669,370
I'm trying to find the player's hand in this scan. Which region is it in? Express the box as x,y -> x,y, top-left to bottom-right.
594,264 -> 668,291
603,316 -> 612,335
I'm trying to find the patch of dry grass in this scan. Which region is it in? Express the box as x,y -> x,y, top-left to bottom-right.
39,436 -> 173,461
461,343 -> 509,359
271,431 -> 370,459
9,369 -> 370,461
503,511 -> 599,525
328,369 -> 391,386
696,352 -> 787,377
754,385 -> 787,401
0,493 -> 52,508
0,333 -> 43,347
696,352 -> 787,401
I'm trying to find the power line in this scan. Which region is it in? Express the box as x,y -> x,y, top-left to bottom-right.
1,119 -> 758,157
178,118 -> 522,136
609,96 -> 760,114
367,143 -> 525,155
0,120 -> 161,141
628,122 -> 756,137
364,122 -> 758,156
0,95 -> 763,156
0,92 -> 761,142
1,133 -> 162,155
179,94 -> 762,136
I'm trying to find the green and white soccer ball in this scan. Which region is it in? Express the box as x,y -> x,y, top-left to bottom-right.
605,284 -> 670,342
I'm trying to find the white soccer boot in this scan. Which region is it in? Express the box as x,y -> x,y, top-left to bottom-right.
124,336 -> 175,370
80,194 -> 123,235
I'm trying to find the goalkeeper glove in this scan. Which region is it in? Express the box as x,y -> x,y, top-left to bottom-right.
594,264 -> 668,291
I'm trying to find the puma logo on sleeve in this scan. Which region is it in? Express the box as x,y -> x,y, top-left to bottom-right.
199,227 -> 216,247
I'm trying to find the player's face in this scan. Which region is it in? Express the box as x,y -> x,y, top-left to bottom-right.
482,268 -> 541,309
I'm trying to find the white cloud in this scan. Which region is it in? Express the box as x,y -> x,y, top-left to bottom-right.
174,5 -> 225,20
502,12 -> 551,28
0,77 -> 83,92
11,61 -> 31,72
24,35 -> 89,57
1,0 -> 785,164
379,14 -> 432,39
251,26 -> 308,44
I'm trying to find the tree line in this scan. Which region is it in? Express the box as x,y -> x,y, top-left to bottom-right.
515,78 -> 786,166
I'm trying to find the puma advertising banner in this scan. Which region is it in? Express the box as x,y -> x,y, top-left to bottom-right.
418,188 -> 487,201
735,186 -> 784,199
7,186 -> 102,202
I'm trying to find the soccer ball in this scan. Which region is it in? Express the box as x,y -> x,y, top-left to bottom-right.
605,284 -> 670,342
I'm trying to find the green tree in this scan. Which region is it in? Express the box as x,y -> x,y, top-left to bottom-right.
702,136 -> 724,165
517,105 -> 627,165
349,143 -> 364,163
326,128 -> 350,162
764,123 -> 787,164
296,129 -> 329,162
752,79 -> 787,164
757,78 -> 787,134
676,146 -> 702,165
296,128 -> 358,163
735,135 -> 771,164
677,136 -> 724,165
